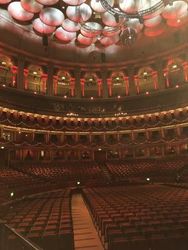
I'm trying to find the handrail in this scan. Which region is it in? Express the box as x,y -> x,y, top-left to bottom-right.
0,222 -> 43,250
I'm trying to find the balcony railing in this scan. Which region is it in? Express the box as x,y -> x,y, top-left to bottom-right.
0,222 -> 43,250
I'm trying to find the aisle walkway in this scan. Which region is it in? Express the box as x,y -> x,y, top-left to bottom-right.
72,193 -> 104,250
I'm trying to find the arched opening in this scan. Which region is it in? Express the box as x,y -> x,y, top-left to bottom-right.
55,70 -> 72,96
111,71 -> 126,97
0,54 -> 16,87
166,58 -> 184,88
26,65 -> 45,94
83,72 -> 98,98
137,66 -> 155,94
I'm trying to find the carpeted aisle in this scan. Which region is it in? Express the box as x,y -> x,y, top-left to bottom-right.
72,193 -> 104,250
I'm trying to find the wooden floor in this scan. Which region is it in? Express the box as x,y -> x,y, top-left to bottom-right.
72,193 -> 104,250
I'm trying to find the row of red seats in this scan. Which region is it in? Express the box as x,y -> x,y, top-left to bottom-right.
0,189 -> 74,250
106,158 -> 187,182
83,185 -> 188,250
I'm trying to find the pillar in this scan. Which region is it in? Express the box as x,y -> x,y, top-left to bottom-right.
182,62 -> 188,82
17,56 -> 25,90
126,67 -> 137,95
155,60 -> 165,89
46,63 -> 54,96
75,68 -> 82,98
101,70 -> 108,98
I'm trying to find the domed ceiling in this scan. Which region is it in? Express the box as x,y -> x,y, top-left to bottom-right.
0,0 -> 188,64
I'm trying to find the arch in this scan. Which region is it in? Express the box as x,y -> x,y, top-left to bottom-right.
110,71 -> 126,97
0,54 -> 16,87
137,66 -> 155,93
83,72 -> 99,98
55,70 -> 72,96
166,57 -> 184,87
26,64 -> 44,94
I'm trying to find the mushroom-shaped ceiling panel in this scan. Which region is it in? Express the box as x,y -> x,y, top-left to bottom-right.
102,12 -> 119,27
40,7 -> 64,26
77,33 -> 97,46
62,19 -> 80,32
66,4 -> 92,23
144,23 -> 166,37
100,35 -> 119,46
81,22 -> 102,38
119,0 -> 137,14
138,0 -> 164,19
33,18 -> 55,34
55,27 -> 76,42
0,0 -> 11,4
8,1 -> 34,21
21,0 -> 43,14
144,15 -> 162,28
36,0 -> 58,5
63,0 -> 86,5
102,26 -> 120,37
91,0 -> 114,13
162,1 -> 188,19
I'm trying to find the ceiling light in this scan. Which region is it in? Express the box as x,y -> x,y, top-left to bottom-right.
1,61 -> 6,65
1,146 -> 4,149
33,71 -> 37,75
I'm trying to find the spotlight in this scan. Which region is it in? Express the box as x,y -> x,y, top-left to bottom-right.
10,192 -> 14,197
77,181 -> 80,185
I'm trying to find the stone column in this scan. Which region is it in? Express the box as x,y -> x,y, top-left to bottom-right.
155,60 -> 166,89
46,63 -> 54,96
75,68 -> 82,98
101,70 -> 108,98
126,67 -> 137,96
17,56 -> 25,90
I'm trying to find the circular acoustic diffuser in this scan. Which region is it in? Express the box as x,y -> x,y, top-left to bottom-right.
55,27 -> 76,42
167,12 -> 188,27
102,12 -> 119,27
8,1 -> 34,21
62,19 -> 80,32
36,0 -> 58,5
119,0 -> 137,14
66,4 -> 92,23
63,0 -> 86,5
0,0 -> 11,4
33,18 -> 56,34
126,18 -> 143,33
100,35 -> 119,46
21,0 -> 43,14
102,26 -> 120,37
40,7 -> 64,26
144,15 -> 162,28
77,33 -> 97,46
81,22 -> 102,38
91,0 -> 114,13
138,0 -> 164,19
162,1 -> 188,20
144,23 -> 166,36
